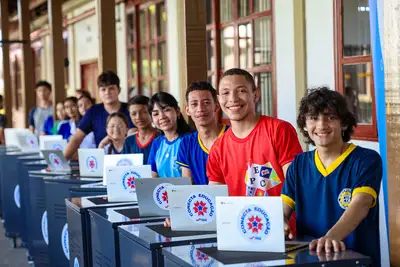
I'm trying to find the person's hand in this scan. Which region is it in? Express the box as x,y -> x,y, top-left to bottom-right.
163,216 -> 171,227
98,135 -> 112,148
284,218 -> 293,240
309,235 -> 346,253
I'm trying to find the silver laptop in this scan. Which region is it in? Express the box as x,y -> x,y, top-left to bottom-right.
135,178 -> 191,217
43,139 -> 67,152
16,134 -> 40,152
78,149 -> 104,177
168,185 -> 228,231
42,150 -> 71,173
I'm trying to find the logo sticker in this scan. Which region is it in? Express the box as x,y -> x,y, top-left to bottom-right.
238,205 -> 271,242
73,257 -> 80,267
153,183 -> 172,210
49,153 -> 63,169
86,156 -> 98,172
245,162 -> 281,196
122,171 -> 141,193
14,185 -> 20,208
26,136 -> 38,148
61,223 -> 69,260
52,143 -> 63,151
189,245 -> 215,267
116,158 -> 133,166
41,211 -> 49,245
338,188 -> 352,210
186,192 -> 215,224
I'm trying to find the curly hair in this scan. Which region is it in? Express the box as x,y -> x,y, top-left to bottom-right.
297,87 -> 357,145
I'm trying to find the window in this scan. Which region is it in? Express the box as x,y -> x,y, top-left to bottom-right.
206,0 -> 275,120
126,1 -> 167,99
335,0 -> 377,140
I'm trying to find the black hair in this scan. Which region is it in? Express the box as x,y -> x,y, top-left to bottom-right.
97,71 -> 120,88
129,95 -> 150,107
186,81 -> 217,103
0,95 -> 3,102
64,96 -> 78,105
297,86 -> 357,145
78,91 -> 95,105
148,92 -> 193,135
106,112 -> 129,154
35,80 -> 52,91
220,68 -> 256,91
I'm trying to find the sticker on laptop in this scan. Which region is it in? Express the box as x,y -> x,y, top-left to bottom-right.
186,192 -> 215,224
238,205 -> 271,242
52,143 -> 64,151
86,156 -> 98,172
153,183 -> 172,210
122,171 -> 141,193
116,158 -> 133,166
26,136 -> 38,148
49,153 -> 63,169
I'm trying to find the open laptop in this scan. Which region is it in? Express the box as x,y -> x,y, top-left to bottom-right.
16,133 -> 40,152
106,165 -> 152,202
42,150 -> 71,173
135,178 -> 191,217
78,149 -> 104,177
168,185 -> 228,231
43,139 -> 67,152
216,196 -> 309,253
103,154 -> 144,185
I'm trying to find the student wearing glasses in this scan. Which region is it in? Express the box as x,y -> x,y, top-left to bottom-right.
99,112 -> 129,155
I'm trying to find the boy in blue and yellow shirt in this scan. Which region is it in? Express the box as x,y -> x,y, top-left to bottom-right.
281,87 -> 382,266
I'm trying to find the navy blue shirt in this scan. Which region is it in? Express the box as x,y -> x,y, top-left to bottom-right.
78,103 -> 134,146
122,131 -> 158,164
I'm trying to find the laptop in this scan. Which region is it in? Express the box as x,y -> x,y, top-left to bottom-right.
78,149 -> 104,177
103,154 -> 144,185
135,178 -> 191,217
216,196 -> 309,253
43,139 -> 67,152
16,133 -> 40,152
42,150 -> 71,173
5,128 -> 32,148
106,165 -> 152,202
168,185 -> 228,231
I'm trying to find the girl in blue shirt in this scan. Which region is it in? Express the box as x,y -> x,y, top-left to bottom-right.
99,112 -> 129,154
58,97 -> 81,140
147,92 -> 192,178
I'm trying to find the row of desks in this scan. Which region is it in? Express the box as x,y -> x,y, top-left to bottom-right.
0,146 -> 372,267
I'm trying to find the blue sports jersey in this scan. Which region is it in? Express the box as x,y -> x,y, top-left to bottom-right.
78,103 -> 134,146
121,131 -> 159,164
148,135 -> 185,178
281,144 -> 382,266
176,125 -> 229,185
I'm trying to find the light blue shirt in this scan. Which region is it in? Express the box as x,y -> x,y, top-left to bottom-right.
148,135 -> 184,178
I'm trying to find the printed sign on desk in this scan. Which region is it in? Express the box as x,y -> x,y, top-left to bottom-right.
106,165 -> 151,202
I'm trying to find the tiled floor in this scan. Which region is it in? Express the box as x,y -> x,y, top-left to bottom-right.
0,223 -> 29,267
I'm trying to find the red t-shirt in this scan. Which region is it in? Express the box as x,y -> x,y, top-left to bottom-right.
207,116 -> 303,196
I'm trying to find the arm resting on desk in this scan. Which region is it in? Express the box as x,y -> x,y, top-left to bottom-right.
64,129 -> 86,160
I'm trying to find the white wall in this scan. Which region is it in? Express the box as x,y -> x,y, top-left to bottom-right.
116,3 -> 128,102
274,0 -> 297,127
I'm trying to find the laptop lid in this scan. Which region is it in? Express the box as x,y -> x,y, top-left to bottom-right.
135,178 -> 191,217
78,149 -> 104,177
103,154 -> 144,185
42,150 -> 71,172
168,185 -> 228,231
16,133 -> 40,152
106,165 -> 152,202
43,139 -> 67,152
216,196 -> 286,253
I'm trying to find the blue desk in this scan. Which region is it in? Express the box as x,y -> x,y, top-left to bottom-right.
65,196 -> 133,267
0,151 -> 38,241
162,243 -> 372,267
44,176 -> 102,267
89,206 -> 166,267
0,146 -> 20,218
68,182 -> 106,198
117,222 -> 217,267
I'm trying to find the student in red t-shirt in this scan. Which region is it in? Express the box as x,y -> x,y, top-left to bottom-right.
207,68 -> 303,197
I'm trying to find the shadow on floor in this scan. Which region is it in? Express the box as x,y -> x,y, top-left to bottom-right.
0,223 -> 29,267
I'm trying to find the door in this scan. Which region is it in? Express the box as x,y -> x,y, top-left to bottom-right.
80,61 -> 99,102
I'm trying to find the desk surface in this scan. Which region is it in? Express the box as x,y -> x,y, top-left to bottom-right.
118,222 -> 217,249
162,243 -> 371,267
65,195 -> 134,210
89,205 -> 165,224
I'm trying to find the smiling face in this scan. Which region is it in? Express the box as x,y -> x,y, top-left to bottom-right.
151,104 -> 179,133
64,100 -> 79,120
106,116 -> 128,141
186,90 -> 218,127
217,75 -> 259,122
129,104 -> 152,130
99,85 -> 120,105
78,97 -> 93,116
305,110 -> 345,148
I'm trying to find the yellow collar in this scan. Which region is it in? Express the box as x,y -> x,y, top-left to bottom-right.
314,143 -> 357,177
198,124 -> 227,154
